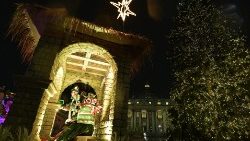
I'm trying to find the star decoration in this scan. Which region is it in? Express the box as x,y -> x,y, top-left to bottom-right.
110,0 -> 136,22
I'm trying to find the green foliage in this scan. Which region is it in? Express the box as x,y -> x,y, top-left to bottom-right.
0,126 -> 13,141
0,126 -> 31,141
15,127 -> 31,141
165,109 -> 174,133
170,0 -> 250,140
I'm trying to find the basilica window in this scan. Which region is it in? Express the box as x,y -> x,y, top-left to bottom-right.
128,110 -> 132,118
157,110 -> 163,119
136,112 -> 140,117
141,110 -> 147,118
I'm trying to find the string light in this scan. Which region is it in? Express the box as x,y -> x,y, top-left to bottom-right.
110,0 -> 136,22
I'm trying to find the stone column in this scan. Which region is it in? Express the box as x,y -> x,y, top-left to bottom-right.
152,112 -> 156,133
162,110 -> 167,132
130,110 -> 133,131
39,102 -> 60,139
139,111 -> 142,131
147,112 -> 149,131
133,111 -> 136,131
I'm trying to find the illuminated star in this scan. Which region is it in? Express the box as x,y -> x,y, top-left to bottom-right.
110,0 -> 136,21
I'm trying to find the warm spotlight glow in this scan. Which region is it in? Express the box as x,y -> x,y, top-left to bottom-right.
110,0 -> 136,21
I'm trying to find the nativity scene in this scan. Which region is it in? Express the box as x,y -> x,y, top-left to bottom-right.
3,3 -> 151,141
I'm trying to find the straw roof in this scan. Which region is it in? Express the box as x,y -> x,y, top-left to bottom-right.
8,4 -> 152,72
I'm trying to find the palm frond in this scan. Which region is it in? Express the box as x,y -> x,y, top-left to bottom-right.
7,4 -> 37,62
16,126 -> 31,141
0,126 -> 14,141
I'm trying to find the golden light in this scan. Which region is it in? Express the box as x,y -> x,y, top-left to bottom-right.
110,0 -> 136,21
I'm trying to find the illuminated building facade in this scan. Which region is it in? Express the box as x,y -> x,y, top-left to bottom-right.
127,84 -> 172,140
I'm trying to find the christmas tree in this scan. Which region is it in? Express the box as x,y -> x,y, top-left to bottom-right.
169,0 -> 250,140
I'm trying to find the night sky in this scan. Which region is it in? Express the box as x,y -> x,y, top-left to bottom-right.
0,0 -> 249,98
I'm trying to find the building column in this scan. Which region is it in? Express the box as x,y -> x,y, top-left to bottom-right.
139,111 -> 142,131
130,110 -> 133,131
163,110 -> 167,132
152,112 -> 156,133
147,112 -> 149,131
133,111 -> 136,131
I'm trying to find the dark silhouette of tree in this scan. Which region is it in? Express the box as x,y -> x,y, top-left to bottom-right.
169,0 -> 250,140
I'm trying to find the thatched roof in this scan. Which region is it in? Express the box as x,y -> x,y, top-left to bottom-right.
8,4 -> 152,72
8,4 -> 68,61
8,4 -> 38,61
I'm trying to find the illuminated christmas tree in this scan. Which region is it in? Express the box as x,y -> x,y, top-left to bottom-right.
170,0 -> 250,140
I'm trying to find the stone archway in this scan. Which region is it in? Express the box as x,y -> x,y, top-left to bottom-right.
32,42 -> 117,140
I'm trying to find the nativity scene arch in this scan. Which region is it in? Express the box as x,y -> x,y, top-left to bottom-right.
37,43 -> 118,140
5,4 -> 152,141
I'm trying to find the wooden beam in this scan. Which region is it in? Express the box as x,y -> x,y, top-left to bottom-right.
66,62 -> 108,72
66,68 -> 105,77
69,54 -> 110,66
82,52 -> 92,71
